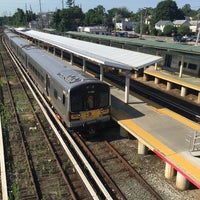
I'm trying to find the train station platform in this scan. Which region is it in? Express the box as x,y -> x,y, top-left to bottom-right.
143,66 -> 200,103
110,85 -> 200,190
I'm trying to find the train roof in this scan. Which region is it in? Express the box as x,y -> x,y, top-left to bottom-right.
15,29 -> 163,70
5,30 -> 102,90
4,29 -> 20,39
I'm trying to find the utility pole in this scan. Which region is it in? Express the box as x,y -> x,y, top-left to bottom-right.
140,7 -> 148,38
140,10 -> 143,38
25,3 -> 28,27
195,28 -> 200,46
39,0 -> 43,30
195,12 -> 200,46
62,0 -> 64,9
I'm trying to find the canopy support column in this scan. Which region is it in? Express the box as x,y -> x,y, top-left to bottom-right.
61,50 -> 63,60
70,53 -> 73,65
125,71 -> 131,103
179,56 -> 184,78
83,59 -> 86,72
100,64 -> 104,81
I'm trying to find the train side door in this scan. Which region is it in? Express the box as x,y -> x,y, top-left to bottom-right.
46,74 -> 51,96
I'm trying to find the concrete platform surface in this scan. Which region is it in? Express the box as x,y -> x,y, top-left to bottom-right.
110,85 -> 200,188
145,66 -> 200,91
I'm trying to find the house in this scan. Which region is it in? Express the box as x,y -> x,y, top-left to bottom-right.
77,26 -> 109,35
29,20 -> 38,29
115,18 -> 139,31
155,20 -> 173,32
29,12 -> 53,29
173,20 -> 190,27
189,20 -> 200,33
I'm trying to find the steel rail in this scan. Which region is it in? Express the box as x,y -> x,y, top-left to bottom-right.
4,37 -> 113,200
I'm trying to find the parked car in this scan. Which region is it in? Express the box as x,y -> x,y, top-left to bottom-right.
128,33 -> 139,38
174,35 -> 186,42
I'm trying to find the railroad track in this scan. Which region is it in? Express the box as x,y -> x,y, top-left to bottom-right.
71,62 -> 200,123
1,36 -> 86,199
103,71 -> 200,123
73,132 -> 163,200
1,30 -> 163,199
1,33 -> 114,199
1,30 -> 198,199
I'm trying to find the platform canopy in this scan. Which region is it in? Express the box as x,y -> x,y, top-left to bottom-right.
16,29 -> 163,71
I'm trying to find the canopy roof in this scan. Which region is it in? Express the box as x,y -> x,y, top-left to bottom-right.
16,29 -> 163,70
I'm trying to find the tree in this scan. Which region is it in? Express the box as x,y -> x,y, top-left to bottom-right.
163,25 -> 174,36
150,0 -> 184,25
11,8 -> 26,26
26,10 -> 36,23
51,6 -> 84,32
84,5 -> 106,25
51,9 -> 62,30
66,0 -> 75,8
177,25 -> 191,36
107,7 -> 131,20
181,4 -> 192,16
181,4 -> 198,19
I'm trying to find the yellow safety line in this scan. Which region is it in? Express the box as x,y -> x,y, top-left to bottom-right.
158,108 -> 200,131
112,108 -> 200,182
145,70 -> 200,91
170,154 -> 200,179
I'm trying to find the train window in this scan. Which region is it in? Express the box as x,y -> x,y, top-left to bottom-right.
84,95 -> 94,109
63,93 -> 66,105
188,63 -> 197,70
54,89 -> 58,99
28,62 -> 33,71
70,84 -> 109,112
41,75 -> 44,82
178,61 -> 187,68
71,95 -> 82,112
97,91 -> 109,107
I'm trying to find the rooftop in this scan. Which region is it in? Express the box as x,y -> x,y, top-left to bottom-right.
16,29 -> 163,71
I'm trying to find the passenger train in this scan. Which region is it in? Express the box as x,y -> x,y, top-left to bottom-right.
3,29 -> 111,134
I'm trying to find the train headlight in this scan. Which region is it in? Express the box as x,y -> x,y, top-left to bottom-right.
70,113 -> 80,120
101,108 -> 110,115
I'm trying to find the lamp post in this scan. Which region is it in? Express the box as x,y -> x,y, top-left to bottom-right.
195,28 -> 200,46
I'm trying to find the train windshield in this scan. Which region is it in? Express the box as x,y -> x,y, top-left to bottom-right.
70,84 -> 109,112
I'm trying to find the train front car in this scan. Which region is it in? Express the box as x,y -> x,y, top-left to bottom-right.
70,81 -> 110,135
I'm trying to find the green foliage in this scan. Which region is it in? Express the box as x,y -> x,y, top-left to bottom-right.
25,10 -> 36,23
51,6 -> 84,32
84,5 -> 106,25
150,0 -> 184,25
9,183 -> 19,200
157,30 -> 164,36
150,27 -> 158,36
3,8 -> 36,27
177,25 -> 191,36
107,7 -> 131,19
181,4 -> 198,18
11,8 -> 26,26
66,0 -> 75,8
2,1 -> 199,36
163,25 -> 174,36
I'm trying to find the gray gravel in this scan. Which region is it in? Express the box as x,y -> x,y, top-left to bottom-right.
104,126 -> 200,200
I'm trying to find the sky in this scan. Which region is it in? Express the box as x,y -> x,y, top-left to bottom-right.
0,0 -> 199,16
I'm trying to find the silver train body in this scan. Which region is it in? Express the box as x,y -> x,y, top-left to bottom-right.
4,29 -> 111,133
